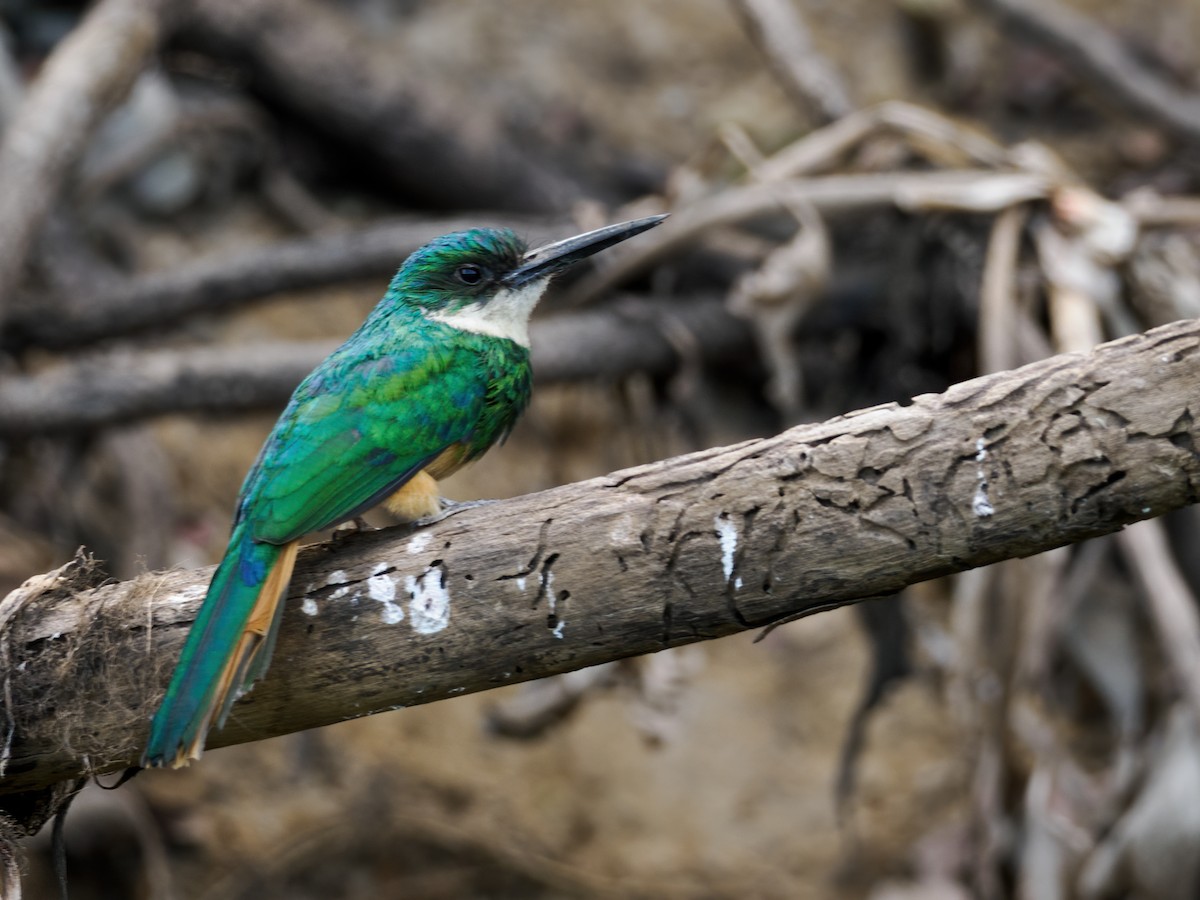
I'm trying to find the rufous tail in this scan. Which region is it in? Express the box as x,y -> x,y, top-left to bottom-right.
142,524 -> 298,767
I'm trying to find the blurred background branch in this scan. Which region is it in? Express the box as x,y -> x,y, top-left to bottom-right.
0,0 -> 171,313
0,296 -> 749,435
970,0 -> 1200,142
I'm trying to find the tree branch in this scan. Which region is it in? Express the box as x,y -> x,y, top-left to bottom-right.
565,170 -> 1051,305
1,318 -> 1198,802
728,0 -> 854,123
970,0 -> 1200,143
180,0 -> 579,212
0,0 -> 170,314
2,214 -> 560,351
0,296 -> 747,437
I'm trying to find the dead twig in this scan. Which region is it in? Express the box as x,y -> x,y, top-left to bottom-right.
721,124 -> 831,420
567,170 -> 1049,305
181,0 -> 577,212
1123,191 -> 1200,228
978,204 -> 1029,374
486,663 -> 619,739
0,296 -> 749,436
0,0 -> 171,315
0,342 -> 334,437
756,100 -> 1013,181
0,24 -> 22,131
3,213 -> 558,350
970,0 -> 1200,143
728,0 -> 854,123
1118,522 -> 1200,729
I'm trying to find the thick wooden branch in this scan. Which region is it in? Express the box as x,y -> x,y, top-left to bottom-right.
2,319 -> 1199,799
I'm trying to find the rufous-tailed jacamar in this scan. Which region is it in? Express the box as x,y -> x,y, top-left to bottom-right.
143,214 -> 666,767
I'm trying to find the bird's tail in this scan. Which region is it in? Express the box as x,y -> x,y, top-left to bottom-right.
143,523 -> 299,768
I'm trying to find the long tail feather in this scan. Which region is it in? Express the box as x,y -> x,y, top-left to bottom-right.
212,539 -> 298,731
143,525 -> 299,767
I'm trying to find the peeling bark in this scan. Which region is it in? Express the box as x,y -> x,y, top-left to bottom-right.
1,318 -> 1199,803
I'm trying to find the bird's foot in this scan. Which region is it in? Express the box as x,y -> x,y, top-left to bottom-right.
414,498 -> 497,528
332,517 -> 375,540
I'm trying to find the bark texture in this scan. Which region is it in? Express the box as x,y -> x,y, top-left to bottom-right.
1,318 -> 1198,801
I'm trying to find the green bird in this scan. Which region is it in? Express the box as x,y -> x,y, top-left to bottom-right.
143,214 -> 666,768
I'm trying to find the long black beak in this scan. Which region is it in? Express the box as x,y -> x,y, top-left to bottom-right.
502,214 -> 667,288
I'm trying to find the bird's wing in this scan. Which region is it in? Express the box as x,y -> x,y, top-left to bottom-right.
238,341 -> 485,544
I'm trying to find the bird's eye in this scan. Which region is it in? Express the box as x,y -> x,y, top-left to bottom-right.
455,264 -> 485,285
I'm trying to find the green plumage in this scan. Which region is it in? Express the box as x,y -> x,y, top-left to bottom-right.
243,314 -> 531,542
142,215 -> 665,767
144,523 -> 285,758
144,230 -> 532,767
245,226 -> 533,547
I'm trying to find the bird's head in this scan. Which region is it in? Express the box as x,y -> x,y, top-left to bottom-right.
383,215 -> 667,346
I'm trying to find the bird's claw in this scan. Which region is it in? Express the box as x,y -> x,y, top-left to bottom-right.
413,497 -> 497,528
332,516 -> 375,540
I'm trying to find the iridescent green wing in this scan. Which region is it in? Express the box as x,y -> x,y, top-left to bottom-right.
239,338 -> 488,544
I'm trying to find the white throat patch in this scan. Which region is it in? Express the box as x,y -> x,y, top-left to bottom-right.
429,279 -> 549,347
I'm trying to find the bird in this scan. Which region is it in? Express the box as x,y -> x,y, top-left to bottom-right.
142,214 -> 667,768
